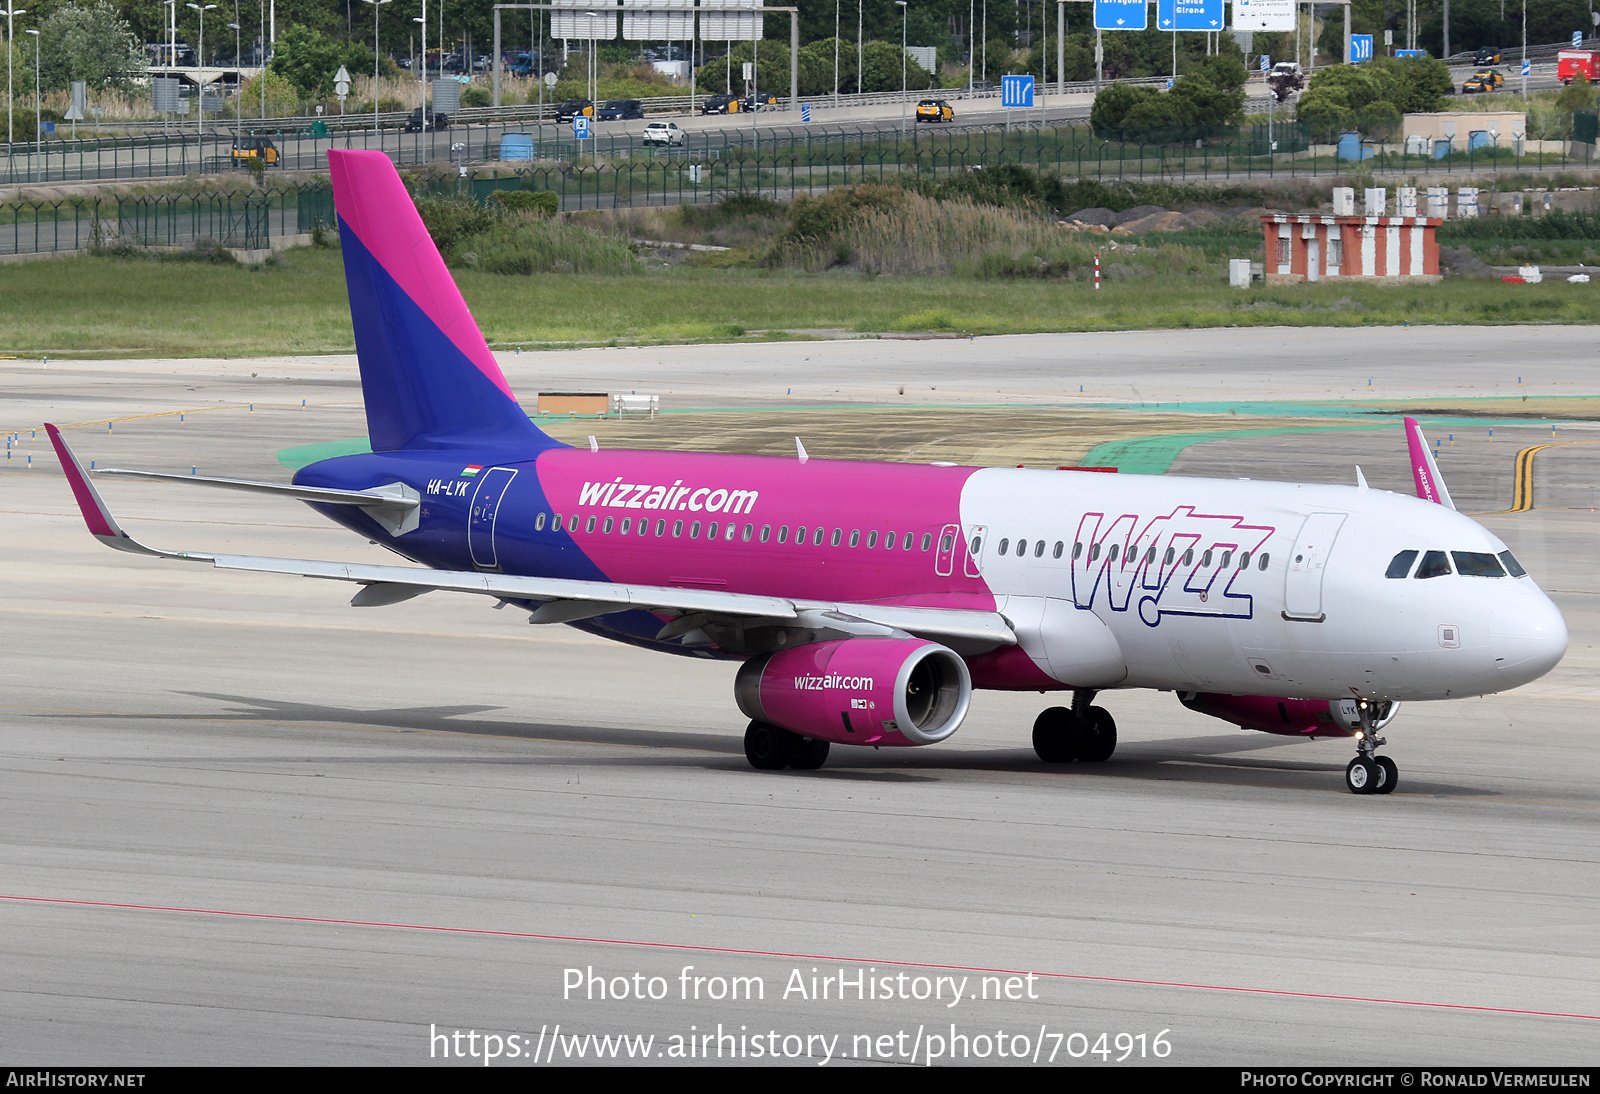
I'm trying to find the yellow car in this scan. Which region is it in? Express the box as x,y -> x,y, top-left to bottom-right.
230,136 -> 278,166
1462,70 -> 1504,93
916,99 -> 954,123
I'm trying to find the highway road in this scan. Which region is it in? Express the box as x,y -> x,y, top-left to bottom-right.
1,328 -> 1597,1064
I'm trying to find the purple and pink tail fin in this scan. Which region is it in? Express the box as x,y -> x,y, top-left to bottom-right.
1404,416 -> 1455,510
328,150 -> 555,454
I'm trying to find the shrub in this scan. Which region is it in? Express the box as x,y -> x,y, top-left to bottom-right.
490,189 -> 559,217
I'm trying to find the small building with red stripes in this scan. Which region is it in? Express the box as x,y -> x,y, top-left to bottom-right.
1261,213 -> 1442,284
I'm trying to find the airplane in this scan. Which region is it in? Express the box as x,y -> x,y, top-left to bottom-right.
45,149 -> 1567,795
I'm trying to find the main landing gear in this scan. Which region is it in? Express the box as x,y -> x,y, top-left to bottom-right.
744,721 -> 830,771
1032,691 -> 1117,764
1344,703 -> 1398,795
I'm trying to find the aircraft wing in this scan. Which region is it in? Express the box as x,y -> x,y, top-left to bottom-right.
45,424 -> 1016,648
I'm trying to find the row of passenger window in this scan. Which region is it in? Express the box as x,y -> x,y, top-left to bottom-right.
1385,549 -> 1526,579
535,510 -> 937,553
981,534 -> 1271,573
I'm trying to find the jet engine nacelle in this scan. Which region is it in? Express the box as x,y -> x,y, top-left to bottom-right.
735,637 -> 972,747
1179,692 -> 1400,738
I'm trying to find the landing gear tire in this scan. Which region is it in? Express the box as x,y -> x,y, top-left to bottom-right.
744,720 -> 798,770
1345,756 -> 1378,794
1373,755 -> 1398,795
1078,706 -> 1118,763
788,736 -> 831,771
1032,707 -> 1078,763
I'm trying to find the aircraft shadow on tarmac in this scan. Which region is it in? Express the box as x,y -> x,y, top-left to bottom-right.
40,691 -> 1481,796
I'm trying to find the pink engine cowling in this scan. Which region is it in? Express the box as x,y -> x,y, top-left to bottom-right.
735,637 -> 972,747
1178,692 -> 1400,738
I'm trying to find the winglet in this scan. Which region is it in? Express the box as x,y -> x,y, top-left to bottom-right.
44,424 -> 207,559
1404,416 -> 1455,510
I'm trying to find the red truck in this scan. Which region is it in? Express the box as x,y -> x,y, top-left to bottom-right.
1558,50 -> 1599,84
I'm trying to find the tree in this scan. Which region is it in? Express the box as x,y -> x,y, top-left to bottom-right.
271,24 -> 348,99
270,22 -> 396,100
36,1 -> 143,93
1089,57 -> 1246,137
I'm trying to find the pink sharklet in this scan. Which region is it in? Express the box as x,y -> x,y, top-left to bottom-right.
45,424 -> 117,539
327,150 -> 516,401
1403,416 -> 1453,508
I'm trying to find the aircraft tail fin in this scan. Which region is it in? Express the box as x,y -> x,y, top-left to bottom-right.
1404,416 -> 1455,510
327,149 -> 555,454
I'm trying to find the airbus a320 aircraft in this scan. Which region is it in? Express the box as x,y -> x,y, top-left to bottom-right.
47,150 -> 1567,794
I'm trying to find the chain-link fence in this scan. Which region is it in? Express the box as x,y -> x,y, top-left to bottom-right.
2,116 -> 1593,257
0,114 -> 1592,188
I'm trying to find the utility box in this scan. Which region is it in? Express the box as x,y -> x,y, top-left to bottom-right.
1229,258 -> 1253,287
1426,186 -> 1450,218
1363,188 -> 1387,216
1397,187 -> 1419,216
1457,187 -> 1480,218
1331,187 -> 1356,215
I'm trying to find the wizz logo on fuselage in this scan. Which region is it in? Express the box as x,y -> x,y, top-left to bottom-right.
1070,507 -> 1276,627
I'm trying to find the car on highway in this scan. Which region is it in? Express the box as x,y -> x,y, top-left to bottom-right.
230,136 -> 278,166
916,99 -> 954,122
1475,46 -> 1502,65
597,98 -> 645,120
403,108 -> 449,131
555,98 -> 594,120
741,91 -> 779,111
700,92 -> 741,114
641,120 -> 685,146
1462,69 -> 1504,93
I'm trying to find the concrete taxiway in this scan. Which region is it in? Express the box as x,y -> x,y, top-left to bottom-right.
1,329 -> 1597,1065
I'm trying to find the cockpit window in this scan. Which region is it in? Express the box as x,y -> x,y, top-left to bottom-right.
1385,550 -> 1418,579
1499,550 -> 1527,577
1414,550 -> 1452,579
1453,551 -> 1506,577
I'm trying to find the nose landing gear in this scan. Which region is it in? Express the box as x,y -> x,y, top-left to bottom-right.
1032,691 -> 1117,764
1345,704 -> 1398,794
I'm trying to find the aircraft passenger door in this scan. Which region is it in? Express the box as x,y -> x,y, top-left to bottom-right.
1283,512 -> 1346,621
467,467 -> 518,571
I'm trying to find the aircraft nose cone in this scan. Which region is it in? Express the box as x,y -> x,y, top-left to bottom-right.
1490,592 -> 1568,687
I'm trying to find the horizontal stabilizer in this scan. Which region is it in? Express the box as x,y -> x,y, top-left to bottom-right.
96,468 -> 421,535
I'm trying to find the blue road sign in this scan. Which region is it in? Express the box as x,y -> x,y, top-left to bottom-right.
1001,74 -> 1035,108
1094,0 -> 1148,31
1395,49 -> 1427,58
1260,54 -> 1271,72
1522,58 -> 1532,76
1157,0 -> 1223,32
573,115 -> 590,140
1349,34 -> 1373,62
1576,31 -> 1585,47
801,103 -> 812,122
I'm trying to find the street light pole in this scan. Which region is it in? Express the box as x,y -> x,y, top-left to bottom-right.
896,0 -> 907,137
4,7 -> 26,147
23,26 -> 35,180
363,0 -> 391,134
413,9 -> 426,130
187,3 -> 217,159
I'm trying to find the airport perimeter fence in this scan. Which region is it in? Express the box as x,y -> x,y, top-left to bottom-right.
4,118 -> 1596,258
0,190 -> 288,256
1,115 -> 1595,190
